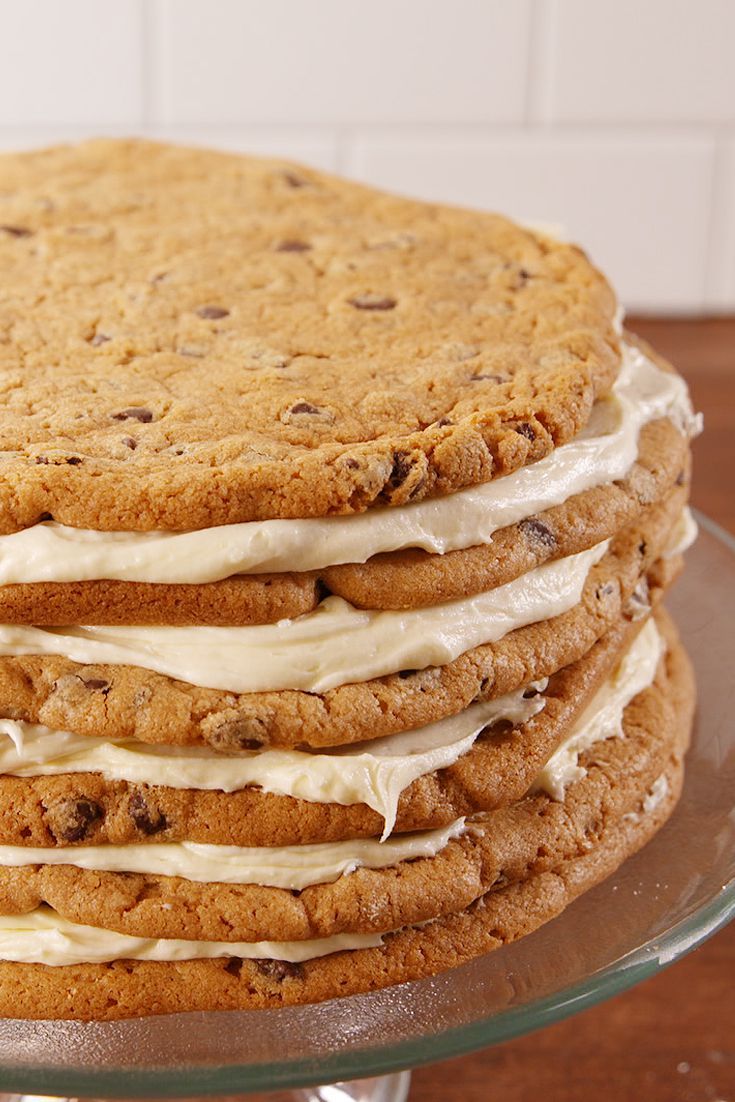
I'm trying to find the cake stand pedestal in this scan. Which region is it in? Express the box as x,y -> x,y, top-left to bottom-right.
0,515 -> 732,1102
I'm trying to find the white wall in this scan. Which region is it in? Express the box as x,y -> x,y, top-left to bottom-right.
0,0 -> 732,313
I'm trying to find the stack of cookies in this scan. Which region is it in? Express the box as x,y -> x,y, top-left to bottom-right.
0,141 -> 700,1020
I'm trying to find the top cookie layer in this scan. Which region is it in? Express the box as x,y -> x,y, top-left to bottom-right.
0,139 -> 618,531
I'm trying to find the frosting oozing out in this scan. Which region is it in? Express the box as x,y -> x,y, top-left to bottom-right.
0,907 -> 385,967
0,541 -> 608,693
0,687 -> 546,837
663,505 -> 698,559
0,819 -> 466,890
533,618 -> 664,799
0,343 -> 701,585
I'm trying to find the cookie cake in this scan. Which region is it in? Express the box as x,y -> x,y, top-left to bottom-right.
0,140 -> 701,1020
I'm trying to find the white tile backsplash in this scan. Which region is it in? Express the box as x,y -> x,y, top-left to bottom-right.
0,0 -> 732,313
706,140 -> 735,310
347,131 -> 715,313
547,0 -> 735,124
151,0 -> 531,125
0,0 -> 143,126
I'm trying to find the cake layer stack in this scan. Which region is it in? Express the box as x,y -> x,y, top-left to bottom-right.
0,141 -> 699,1019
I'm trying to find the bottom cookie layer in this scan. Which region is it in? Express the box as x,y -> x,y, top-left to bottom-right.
0,620 -> 694,1019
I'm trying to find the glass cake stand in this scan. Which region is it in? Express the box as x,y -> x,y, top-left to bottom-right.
0,511 -> 732,1102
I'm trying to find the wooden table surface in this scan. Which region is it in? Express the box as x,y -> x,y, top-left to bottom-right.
409,317 -> 735,1102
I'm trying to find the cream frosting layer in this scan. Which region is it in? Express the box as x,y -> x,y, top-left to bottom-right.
0,907 -> 384,966
0,688 -> 545,838
0,819 -> 465,890
0,343 -> 701,584
0,542 -> 608,694
663,505 -> 698,559
533,618 -> 664,799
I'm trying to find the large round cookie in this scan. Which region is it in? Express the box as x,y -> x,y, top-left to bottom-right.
0,140 -> 619,533
0,487 -> 685,752
0,617 -> 693,1019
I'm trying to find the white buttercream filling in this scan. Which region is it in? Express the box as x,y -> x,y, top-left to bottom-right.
642,773 -> 670,813
0,907 -> 384,966
0,343 -> 700,585
533,618 -> 664,799
0,819 -> 466,890
0,688 -> 546,838
0,541 -> 608,693
663,505 -> 698,558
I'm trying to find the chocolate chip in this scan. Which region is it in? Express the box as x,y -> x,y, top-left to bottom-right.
89,333 -> 111,346
254,959 -> 303,981
122,436 -> 137,450
518,517 -> 557,549
638,539 -> 648,557
0,225 -> 32,238
55,799 -> 104,843
37,512 -> 53,522
282,171 -> 308,188
129,792 -> 168,835
207,715 -> 269,752
112,407 -> 154,423
196,306 -> 230,320
408,474 -> 427,500
388,450 -> 413,488
224,957 -> 243,977
437,417 -> 453,428
275,239 -> 311,253
348,294 -> 397,311
81,677 -> 110,694
344,457 -> 360,470
516,422 -> 536,441
289,401 -> 321,415
315,579 -> 332,604
35,454 -> 84,466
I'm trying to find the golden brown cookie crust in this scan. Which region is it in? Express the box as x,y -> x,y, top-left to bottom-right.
0,139 -> 619,533
0,416 -> 688,625
0,621 -> 693,1019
